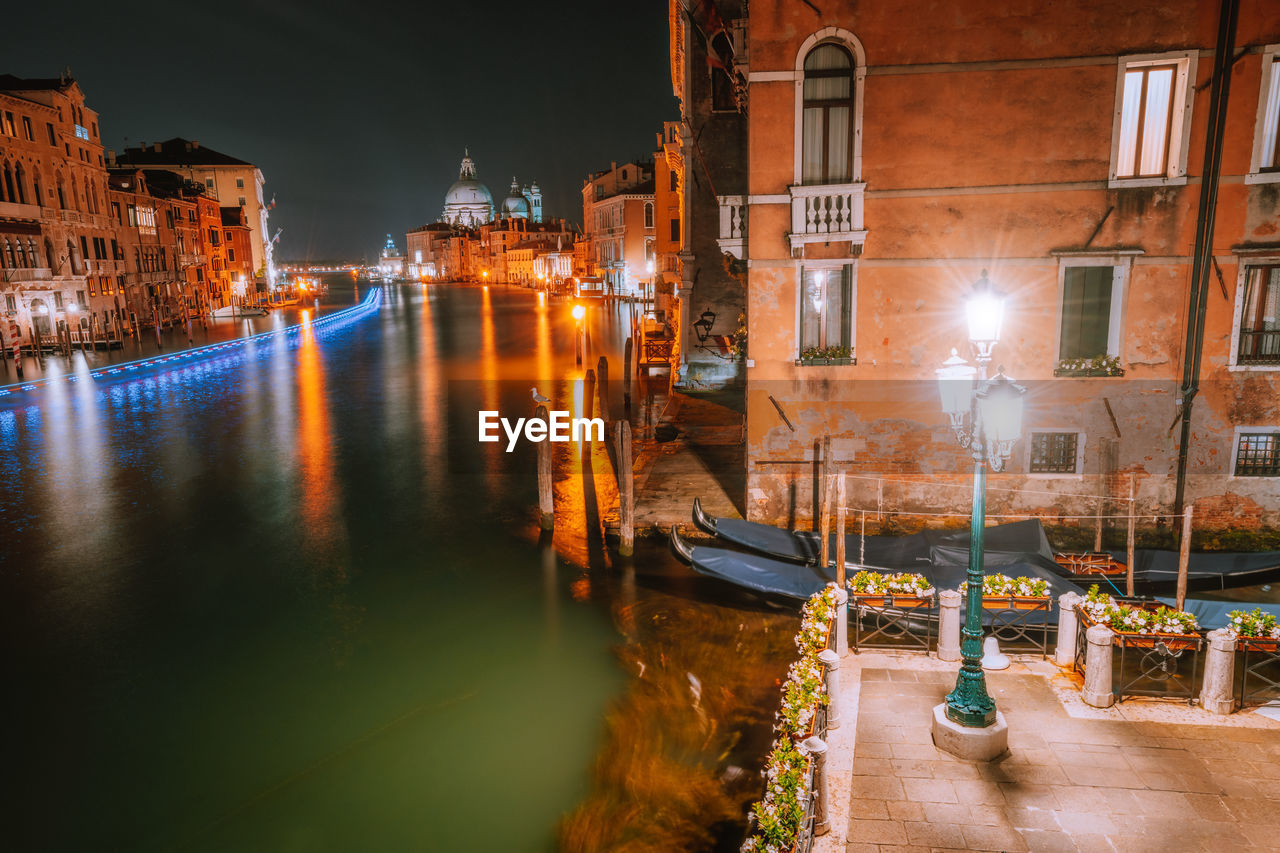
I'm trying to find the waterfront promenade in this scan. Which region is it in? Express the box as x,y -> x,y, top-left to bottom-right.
815,652 -> 1280,852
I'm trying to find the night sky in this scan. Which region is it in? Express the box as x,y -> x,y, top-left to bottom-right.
7,0 -> 677,261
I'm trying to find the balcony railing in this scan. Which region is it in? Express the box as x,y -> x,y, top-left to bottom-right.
717,195 -> 746,259
2,267 -> 53,283
1238,329 -> 1280,365
0,200 -> 42,220
789,182 -> 867,252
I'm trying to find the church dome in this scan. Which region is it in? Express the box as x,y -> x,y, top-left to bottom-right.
441,151 -> 494,226
500,178 -> 530,219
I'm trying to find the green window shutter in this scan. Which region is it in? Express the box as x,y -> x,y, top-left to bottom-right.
1059,267 -> 1112,360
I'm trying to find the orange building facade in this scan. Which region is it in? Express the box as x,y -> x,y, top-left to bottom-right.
731,1 -> 1280,536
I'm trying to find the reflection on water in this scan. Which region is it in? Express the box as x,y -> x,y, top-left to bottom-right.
1,281 -> 781,852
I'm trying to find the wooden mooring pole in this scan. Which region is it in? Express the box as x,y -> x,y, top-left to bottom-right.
623,337 -> 633,409
536,404 -> 553,530
583,369 -> 595,420
835,474 -> 847,587
1176,505 -> 1193,611
616,420 -> 634,556
597,355 -> 609,422
1125,474 -> 1136,597
818,436 -> 833,571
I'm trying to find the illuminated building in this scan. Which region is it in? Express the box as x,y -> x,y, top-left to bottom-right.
580,160 -> 656,297
722,0 -> 1280,533
116,138 -> 275,288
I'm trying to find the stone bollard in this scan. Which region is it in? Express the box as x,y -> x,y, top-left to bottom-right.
1055,592 -> 1083,667
818,648 -> 841,730
1081,624 -> 1116,708
802,736 -> 829,836
937,589 -> 962,662
835,586 -> 849,656
1199,628 -> 1237,715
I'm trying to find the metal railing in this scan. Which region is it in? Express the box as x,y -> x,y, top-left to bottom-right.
1235,637 -> 1280,709
850,592 -> 936,652
1238,329 -> 1280,365
1074,606 -> 1204,703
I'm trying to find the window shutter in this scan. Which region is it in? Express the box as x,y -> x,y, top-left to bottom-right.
1059,267 -> 1112,360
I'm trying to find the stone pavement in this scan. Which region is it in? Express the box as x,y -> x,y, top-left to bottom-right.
813,651 -> 1280,853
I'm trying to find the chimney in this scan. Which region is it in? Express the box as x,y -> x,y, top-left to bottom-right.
153,142 -> 161,153
192,140 -> 200,149
106,150 -> 116,166
611,161 -> 616,172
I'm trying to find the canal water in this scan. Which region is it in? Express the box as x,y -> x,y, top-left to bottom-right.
1,279 -> 793,852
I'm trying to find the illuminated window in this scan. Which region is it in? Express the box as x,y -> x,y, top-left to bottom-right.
1110,52 -> 1194,185
22,116 -> 33,141
799,264 -> 855,354
644,202 -> 654,229
802,43 -> 855,185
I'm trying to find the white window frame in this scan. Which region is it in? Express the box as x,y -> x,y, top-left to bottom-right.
1229,255 -> 1280,371
793,258 -> 857,359
1053,254 -> 1133,363
792,27 -> 866,187
1025,430 -> 1087,478
1230,426 -> 1280,478
1108,50 -> 1197,189
1246,44 -> 1280,185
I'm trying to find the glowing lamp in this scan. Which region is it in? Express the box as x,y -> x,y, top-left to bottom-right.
66,302 -> 79,312
935,349 -> 977,429
571,304 -> 586,321
964,271 -> 1005,362
975,369 -> 1026,466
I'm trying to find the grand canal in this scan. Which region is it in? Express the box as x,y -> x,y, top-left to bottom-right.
0,279 -> 793,852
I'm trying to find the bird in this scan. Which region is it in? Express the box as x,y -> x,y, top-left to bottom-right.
531,387 -> 551,404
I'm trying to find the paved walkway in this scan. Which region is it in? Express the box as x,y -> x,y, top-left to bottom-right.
815,651 -> 1280,853
605,388 -> 745,538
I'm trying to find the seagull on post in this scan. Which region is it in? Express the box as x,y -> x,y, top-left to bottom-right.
531,387 -> 551,405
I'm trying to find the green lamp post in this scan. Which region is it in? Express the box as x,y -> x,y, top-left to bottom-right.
935,272 -> 1026,728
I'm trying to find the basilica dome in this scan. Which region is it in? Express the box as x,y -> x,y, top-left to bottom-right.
441,152 -> 494,227
500,178 -> 530,219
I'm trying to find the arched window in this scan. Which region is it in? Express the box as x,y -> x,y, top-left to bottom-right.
16,238 -> 28,268
802,43 -> 855,185
644,202 -> 654,229
33,173 -> 42,207
1,162 -> 13,202
14,163 -> 26,204
56,176 -> 66,209
2,238 -> 13,268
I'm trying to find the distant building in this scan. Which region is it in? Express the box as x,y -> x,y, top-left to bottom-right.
221,206 -> 255,297
378,234 -> 404,280
117,137 -> 274,286
581,160 -> 655,297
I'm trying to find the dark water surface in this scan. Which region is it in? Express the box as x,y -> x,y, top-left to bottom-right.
1,281 -> 792,852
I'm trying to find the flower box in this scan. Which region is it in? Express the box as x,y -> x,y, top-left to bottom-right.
960,574 -> 1051,609
742,736 -> 813,853
981,594 -> 1051,611
1052,366 -> 1126,377
849,570 -> 933,601
1077,585 -> 1202,650
1054,355 -> 1124,377
1226,608 -> 1280,650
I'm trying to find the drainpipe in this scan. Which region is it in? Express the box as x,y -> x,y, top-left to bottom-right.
1174,0 -> 1238,520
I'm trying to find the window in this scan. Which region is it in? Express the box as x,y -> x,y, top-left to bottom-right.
1238,265 -> 1280,365
54,292 -> 63,309
1110,52 -> 1194,185
620,168 -> 628,181
644,202 -> 654,229
1029,432 -> 1081,474
126,204 -> 137,227
1235,432 -> 1280,477
1058,264 -> 1125,361
228,249 -> 236,262
799,264 -> 854,353
46,122 -> 55,145
669,170 -> 678,192
205,178 -> 214,189
237,197 -> 245,207
1248,48 -> 1280,183
2,112 -> 14,136
5,294 -> 15,313
22,116 -> 33,141
669,218 -> 680,242
235,177 -> 244,189
77,290 -> 87,306
802,43 -> 855,185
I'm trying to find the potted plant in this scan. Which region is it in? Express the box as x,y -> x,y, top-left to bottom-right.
1054,354 -> 1124,377
741,735 -> 812,853
1225,608 -> 1280,650
848,569 -> 934,605
795,583 -> 839,655
960,573 -> 1051,609
1077,585 -> 1201,647
776,655 -> 828,739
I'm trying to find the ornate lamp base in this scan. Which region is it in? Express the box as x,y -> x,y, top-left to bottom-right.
932,703 -> 1008,761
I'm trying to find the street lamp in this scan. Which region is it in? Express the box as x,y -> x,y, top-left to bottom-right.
934,273 -> 1026,734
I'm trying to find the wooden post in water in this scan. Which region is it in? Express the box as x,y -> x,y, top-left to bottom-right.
835,474 -> 847,587
536,404 -> 554,530
1094,492 -> 1104,552
1125,474 -> 1136,597
818,438 -> 833,571
1176,505 -> 1193,611
623,337 -> 633,407
597,355 -> 609,422
584,368 -> 595,420
616,420 -> 634,556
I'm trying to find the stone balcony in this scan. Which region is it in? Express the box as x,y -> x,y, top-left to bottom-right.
2,267 -> 53,284
717,195 -> 746,259
0,200 -> 42,222
789,182 -> 867,253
